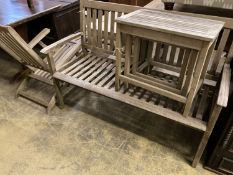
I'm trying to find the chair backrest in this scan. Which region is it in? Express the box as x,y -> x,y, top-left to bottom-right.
80,0 -> 140,55
0,25 -> 49,71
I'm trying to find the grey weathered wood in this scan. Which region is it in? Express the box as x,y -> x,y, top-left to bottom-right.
45,0 -> 231,168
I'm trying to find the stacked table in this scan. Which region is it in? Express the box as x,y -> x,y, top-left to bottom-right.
115,9 -> 224,117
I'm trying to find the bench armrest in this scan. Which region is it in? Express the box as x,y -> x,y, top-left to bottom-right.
217,63 -> 231,107
28,28 -> 50,48
41,32 -> 82,54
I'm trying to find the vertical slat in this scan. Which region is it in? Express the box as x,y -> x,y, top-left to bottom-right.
161,45 -> 169,63
124,34 -> 132,76
97,10 -> 103,48
154,42 -> 162,61
132,37 -> 141,74
115,26 -> 122,91
177,49 -> 191,89
168,46 -> 177,65
87,8 -> 92,45
176,48 -> 185,66
181,50 -> 199,96
92,9 -> 97,47
147,41 -> 154,73
110,11 -> 115,51
211,29 -> 230,73
104,10 -> 109,50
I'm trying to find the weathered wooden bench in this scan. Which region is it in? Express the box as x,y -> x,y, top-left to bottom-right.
41,0 -> 232,167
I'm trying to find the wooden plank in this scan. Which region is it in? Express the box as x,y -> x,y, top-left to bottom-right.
87,8 -> 92,45
104,10 -> 109,50
181,50 -> 199,96
132,37 -> 141,74
110,11 -> 115,51
97,9 -> 103,48
115,26 -> 122,91
161,45 -> 169,63
92,9 -> 97,47
217,64 -> 231,107
124,34 -> 132,88
176,48 -> 185,66
177,49 -> 191,89
168,46 -> 177,65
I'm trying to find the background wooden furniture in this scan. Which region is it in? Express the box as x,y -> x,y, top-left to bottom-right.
115,9 -> 223,117
28,0 -> 80,41
161,0 -> 233,11
205,81 -> 233,175
0,0 -> 80,42
42,0 -> 231,167
109,0 -> 152,6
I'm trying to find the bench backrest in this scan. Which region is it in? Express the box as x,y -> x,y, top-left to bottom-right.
80,0 -> 233,77
0,25 -> 49,71
80,0 -> 140,54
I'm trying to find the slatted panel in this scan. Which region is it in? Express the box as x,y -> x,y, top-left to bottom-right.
83,7 -> 125,53
58,53 -> 213,123
0,26 -> 47,70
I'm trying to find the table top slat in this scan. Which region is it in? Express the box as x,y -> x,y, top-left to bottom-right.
116,9 -> 224,41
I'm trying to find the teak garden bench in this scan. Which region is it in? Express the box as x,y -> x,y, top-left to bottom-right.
41,0 -> 232,167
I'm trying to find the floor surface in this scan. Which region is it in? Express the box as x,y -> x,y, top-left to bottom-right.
0,49 -> 216,174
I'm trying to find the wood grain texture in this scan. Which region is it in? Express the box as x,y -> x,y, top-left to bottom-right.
116,9 -> 224,41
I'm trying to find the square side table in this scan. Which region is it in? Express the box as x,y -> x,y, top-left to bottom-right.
115,9 -> 224,117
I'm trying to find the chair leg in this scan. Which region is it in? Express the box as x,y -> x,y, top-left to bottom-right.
15,77 -> 28,98
192,105 -> 222,167
164,2 -> 175,10
47,95 -> 56,115
53,79 -> 64,109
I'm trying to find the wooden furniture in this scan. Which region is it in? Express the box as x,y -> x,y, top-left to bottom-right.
115,9 -> 224,117
205,87 -> 233,175
28,0 -> 80,41
161,0 -> 233,11
0,25 -> 81,113
0,0 -> 79,41
41,0 -> 232,167
109,0 -> 152,6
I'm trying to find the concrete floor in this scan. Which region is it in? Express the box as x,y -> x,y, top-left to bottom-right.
0,49 -> 216,174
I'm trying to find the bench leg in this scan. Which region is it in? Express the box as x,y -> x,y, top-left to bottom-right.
192,105 -> 222,167
164,2 -> 175,10
53,79 -> 64,109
